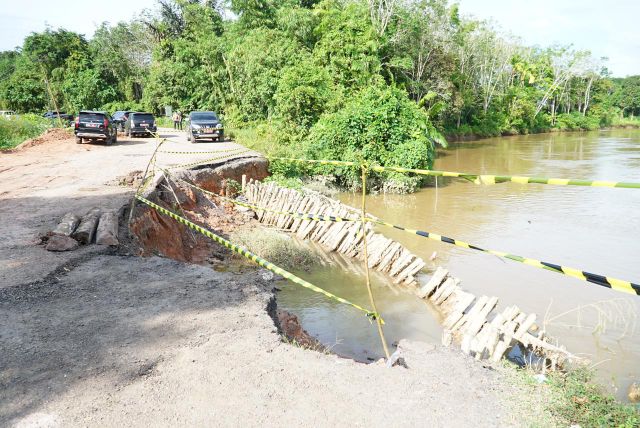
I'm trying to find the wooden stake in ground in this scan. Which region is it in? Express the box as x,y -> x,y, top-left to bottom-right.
360,165 -> 390,360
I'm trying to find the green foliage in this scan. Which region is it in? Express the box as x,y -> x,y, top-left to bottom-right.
0,114 -> 51,150
548,368 -> 639,427
302,84 -> 443,188
555,112 -> 600,131
313,0 -> 381,91
62,68 -> 118,112
275,58 -> 333,128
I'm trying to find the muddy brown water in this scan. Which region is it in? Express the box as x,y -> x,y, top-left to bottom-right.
276,129 -> 640,400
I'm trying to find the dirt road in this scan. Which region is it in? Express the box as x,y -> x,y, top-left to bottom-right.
0,130 -> 534,427
0,129 -> 256,287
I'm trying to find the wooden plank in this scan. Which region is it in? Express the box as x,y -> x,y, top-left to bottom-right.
417,267 -> 448,298
443,292 -> 475,329
433,277 -> 459,305
451,295 -> 488,332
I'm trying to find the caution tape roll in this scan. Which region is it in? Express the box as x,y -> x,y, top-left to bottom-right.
134,195 -> 382,321
169,175 -> 360,223
267,157 -> 640,189
368,218 -> 640,296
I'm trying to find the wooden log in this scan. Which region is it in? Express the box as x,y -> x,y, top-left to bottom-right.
52,212 -> 80,237
72,208 -> 101,244
96,211 -> 119,246
417,267 -> 448,298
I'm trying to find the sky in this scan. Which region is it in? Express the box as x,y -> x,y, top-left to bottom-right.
0,0 -> 638,77
457,0 -> 640,77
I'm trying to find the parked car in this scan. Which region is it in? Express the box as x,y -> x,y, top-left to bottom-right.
43,111 -> 74,125
125,112 -> 157,137
0,110 -> 17,119
187,111 -> 224,143
74,111 -> 117,145
112,110 -> 133,132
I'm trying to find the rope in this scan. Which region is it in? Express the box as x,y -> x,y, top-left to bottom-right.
360,164 -> 390,359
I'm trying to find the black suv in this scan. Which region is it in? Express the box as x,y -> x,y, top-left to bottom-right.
125,112 -> 157,137
74,111 -> 117,145
43,111 -> 74,125
112,111 -> 133,132
187,111 -> 224,143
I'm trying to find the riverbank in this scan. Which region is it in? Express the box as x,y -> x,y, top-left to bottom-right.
0,130 -> 523,426
1,130 -> 638,425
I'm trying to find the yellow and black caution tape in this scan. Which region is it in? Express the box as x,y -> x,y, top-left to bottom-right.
134,195 -> 382,321
268,156 -> 640,189
158,147 -> 247,155
166,149 -> 255,170
368,218 -> 640,296
170,175 -> 360,223
370,166 -> 640,189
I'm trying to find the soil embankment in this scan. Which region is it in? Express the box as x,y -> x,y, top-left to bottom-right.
1,129 -> 537,426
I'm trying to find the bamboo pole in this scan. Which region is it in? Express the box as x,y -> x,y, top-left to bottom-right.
360,165 -> 390,360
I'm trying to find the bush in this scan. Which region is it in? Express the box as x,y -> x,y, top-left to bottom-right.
555,113 -> 600,131
0,114 -> 51,150
300,83 -> 445,191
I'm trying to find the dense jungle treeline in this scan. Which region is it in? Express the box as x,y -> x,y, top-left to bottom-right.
1,0 -> 639,186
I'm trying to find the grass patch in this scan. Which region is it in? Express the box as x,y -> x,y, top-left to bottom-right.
229,227 -> 320,272
548,367 -> 639,427
503,362 -> 639,427
0,114 -> 51,150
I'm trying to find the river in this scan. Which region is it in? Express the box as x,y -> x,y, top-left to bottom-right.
276,129 -> 640,400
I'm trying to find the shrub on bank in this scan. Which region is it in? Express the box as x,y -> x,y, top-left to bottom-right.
300,84 -> 445,191
0,114 -> 51,150
555,113 -> 600,131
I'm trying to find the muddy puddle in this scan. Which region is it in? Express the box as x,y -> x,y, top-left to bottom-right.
277,129 -> 640,401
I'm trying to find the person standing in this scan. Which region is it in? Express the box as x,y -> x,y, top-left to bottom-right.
172,111 -> 179,130
177,111 -> 183,130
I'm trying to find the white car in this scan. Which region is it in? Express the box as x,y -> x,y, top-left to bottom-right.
0,110 -> 17,119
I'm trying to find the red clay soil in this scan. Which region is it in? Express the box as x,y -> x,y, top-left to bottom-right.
130,157 -> 269,264
8,128 -> 73,152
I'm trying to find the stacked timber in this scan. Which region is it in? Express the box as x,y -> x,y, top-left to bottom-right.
243,180 -> 426,286
420,267 -> 576,367
244,179 -> 575,367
